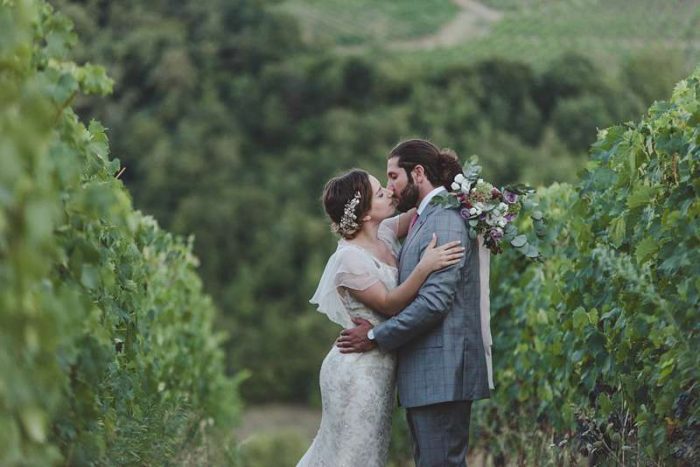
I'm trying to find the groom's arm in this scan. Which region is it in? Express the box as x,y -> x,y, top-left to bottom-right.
372,210 -> 469,352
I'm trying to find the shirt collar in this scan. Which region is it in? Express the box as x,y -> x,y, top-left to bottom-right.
417,186 -> 446,216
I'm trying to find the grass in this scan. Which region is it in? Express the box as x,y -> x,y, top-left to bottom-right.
275,0 -> 700,70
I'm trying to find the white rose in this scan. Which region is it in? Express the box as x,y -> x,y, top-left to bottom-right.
454,173 -> 466,184
469,208 -> 477,215
451,182 -> 460,191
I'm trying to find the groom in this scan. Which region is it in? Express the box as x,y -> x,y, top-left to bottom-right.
337,139 -> 491,467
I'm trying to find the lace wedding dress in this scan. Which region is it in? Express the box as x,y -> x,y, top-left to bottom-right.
297,218 -> 401,467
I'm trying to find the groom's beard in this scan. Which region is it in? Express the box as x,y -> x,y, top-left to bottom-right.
395,178 -> 419,213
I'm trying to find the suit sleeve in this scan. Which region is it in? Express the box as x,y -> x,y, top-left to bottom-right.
372,209 -> 469,351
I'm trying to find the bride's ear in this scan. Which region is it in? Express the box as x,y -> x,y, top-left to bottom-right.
362,214 -> 372,222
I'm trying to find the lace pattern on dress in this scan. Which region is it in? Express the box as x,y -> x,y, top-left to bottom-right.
300,217 -> 401,467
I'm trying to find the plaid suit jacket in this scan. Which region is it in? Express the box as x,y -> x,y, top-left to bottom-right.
373,202 -> 491,407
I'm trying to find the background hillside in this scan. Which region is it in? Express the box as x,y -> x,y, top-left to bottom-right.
3,0 -> 697,464
276,0 -> 700,67
56,0 -> 698,404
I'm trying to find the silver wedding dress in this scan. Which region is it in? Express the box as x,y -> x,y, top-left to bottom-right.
297,218 -> 400,467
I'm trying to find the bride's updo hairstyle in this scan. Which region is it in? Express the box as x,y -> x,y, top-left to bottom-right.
322,169 -> 373,240
389,139 -> 463,190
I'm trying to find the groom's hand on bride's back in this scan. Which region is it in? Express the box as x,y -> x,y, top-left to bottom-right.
336,318 -> 376,353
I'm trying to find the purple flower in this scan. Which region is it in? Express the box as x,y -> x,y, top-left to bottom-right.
459,207 -> 471,220
489,228 -> 504,242
503,190 -> 519,204
505,213 -> 516,222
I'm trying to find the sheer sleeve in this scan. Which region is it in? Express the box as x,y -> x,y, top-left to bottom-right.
309,246 -> 381,327
378,216 -> 401,257
335,248 -> 381,291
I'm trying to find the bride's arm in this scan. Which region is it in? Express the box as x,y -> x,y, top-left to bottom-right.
348,235 -> 463,316
394,208 -> 417,239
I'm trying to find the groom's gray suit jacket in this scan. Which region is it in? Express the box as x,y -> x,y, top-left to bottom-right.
373,201 -> 491,408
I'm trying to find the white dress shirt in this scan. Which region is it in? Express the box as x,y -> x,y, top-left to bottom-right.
416,186 -> 446,216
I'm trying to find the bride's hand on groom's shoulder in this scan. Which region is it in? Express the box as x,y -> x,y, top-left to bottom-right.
417,233 -> 465,274
336,318 -> 375,354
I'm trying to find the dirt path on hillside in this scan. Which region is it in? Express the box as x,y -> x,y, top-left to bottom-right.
390,0 -> 503,51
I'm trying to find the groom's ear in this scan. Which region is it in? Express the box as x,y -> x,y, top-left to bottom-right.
412,164 -> 425,183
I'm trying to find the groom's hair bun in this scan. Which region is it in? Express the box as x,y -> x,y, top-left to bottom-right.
436,147 -> 463,188
322,169 -> 372,239
389,139 -> 463,190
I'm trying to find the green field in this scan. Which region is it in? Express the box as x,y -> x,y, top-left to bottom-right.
275,0 -> 459,46
276,0 -> 700,69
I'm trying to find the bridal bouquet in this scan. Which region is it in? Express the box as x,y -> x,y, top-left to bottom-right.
431,157 -> 545,259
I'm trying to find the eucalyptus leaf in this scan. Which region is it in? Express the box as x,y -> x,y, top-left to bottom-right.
504,183 -> 535,195
511,235 -> 527,248
525,244 -> 539,258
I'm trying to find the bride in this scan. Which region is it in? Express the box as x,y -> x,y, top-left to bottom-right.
297,169 -> 464,466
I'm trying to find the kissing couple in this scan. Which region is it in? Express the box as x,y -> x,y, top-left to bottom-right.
297,139 -> 494,467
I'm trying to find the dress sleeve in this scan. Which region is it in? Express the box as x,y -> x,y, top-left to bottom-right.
334,248 -> 381,291
378,216 -> 401,257
309,247 -> 380,328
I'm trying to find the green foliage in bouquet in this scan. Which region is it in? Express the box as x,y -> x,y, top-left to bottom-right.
0,1 -> 240,464
477,69 -> 699,464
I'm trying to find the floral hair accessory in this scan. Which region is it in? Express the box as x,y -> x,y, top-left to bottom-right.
331,191 -> 362,236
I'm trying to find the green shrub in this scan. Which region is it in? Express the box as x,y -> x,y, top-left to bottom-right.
478,68 -> 700,464
0,1 -> 239,464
